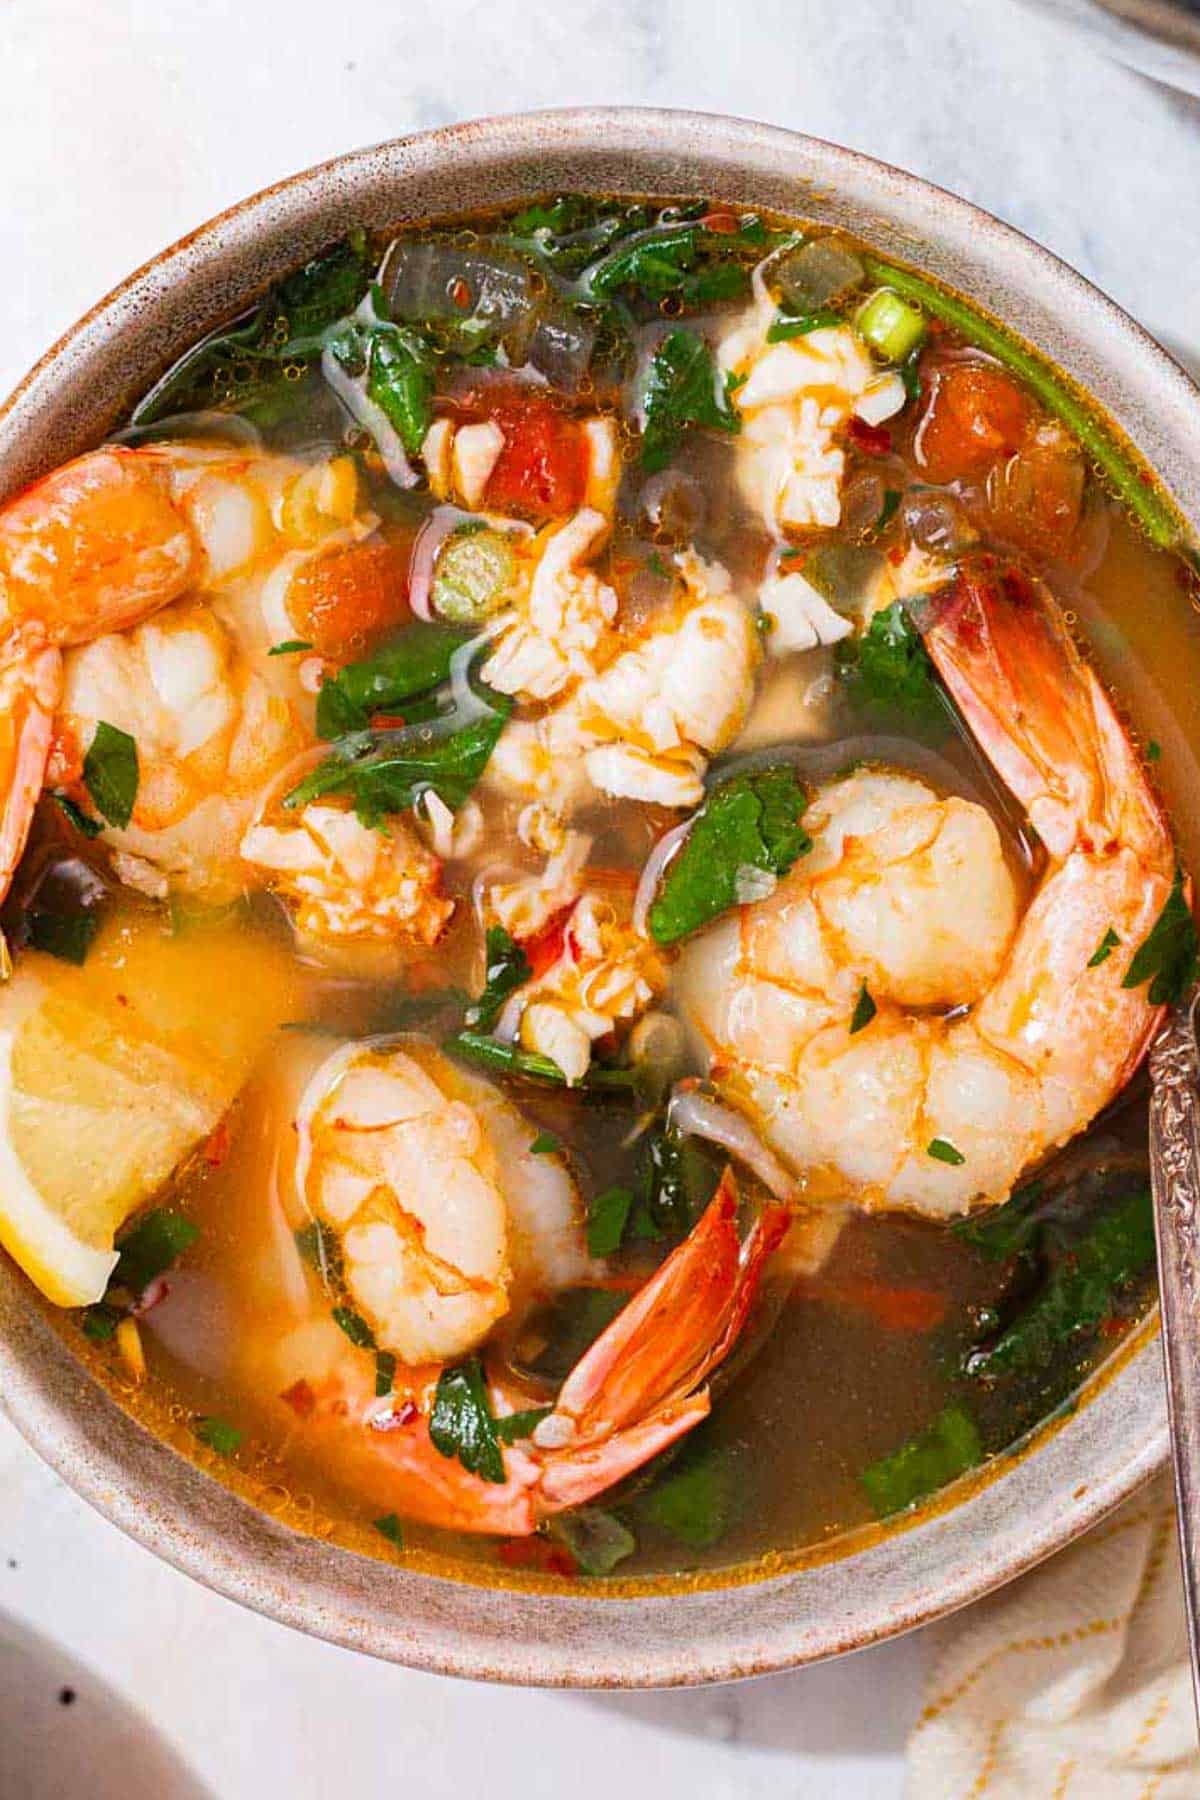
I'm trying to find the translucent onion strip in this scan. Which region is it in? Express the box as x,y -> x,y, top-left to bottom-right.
668,1086 -> 798,1205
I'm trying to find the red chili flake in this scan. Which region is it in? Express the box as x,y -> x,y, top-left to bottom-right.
115,993 -> 129,1008
887,545 -> 905,565
202,1118 -> 232,1168
369,1400 -> 417,1433
368,712 -> 407,731
700,209 -> 739,234
847,416 -> 892,456
449,277 -> 473,311
279,1379 -> 316,1418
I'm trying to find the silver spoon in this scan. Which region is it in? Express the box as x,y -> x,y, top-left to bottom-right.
1148,994 -> 1200,1723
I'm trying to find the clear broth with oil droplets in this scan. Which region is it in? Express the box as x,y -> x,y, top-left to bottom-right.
27,193 -> 1199,1587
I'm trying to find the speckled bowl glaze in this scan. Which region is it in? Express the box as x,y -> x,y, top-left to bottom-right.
0,109 -> 1195,1687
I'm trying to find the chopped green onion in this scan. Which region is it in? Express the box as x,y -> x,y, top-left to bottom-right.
268,639 -> 313,656
854,287 -> 927,362
432,529 -> 516,625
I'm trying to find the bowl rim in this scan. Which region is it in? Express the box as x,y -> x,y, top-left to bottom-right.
0,105 -> 1187,1687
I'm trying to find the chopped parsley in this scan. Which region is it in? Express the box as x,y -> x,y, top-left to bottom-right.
586,1185 -> 634,1258
1087,926 -> 1121,969
529,1130 -> 561,1156
373,1512 -> 405,1548
1122,869 -> 1199,1006
849,981 -> 877,1034
82,722 -> 139,830
640,329 -> 740,474
429,1357 -> 506,1485
927,1138 -> 966,1167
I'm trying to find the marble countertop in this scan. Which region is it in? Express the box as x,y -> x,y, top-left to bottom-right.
0,1 -> 1197,1794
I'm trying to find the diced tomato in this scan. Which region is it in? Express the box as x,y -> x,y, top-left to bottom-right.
915,362 -> 1033,484
847,416 -> 892,457
985,426 -> 1084,557
523,911 -> 570,978
459,387 -> 588,517
279,1379 -> 316,1418
287,531 -> 414,660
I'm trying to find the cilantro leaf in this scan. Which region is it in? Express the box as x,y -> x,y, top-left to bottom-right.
640,329 -> 740,474
375,1351 -> 397,1397
429,1356 -> 505,1484
766,305 -> 843,343
467,926 -> 531,1032
648,765 -> 810,945
586,1185 -> 634,1257
366,325 -> 436,453
1122,869 -> 1198,1006
529,1131 -> 561,1156
268,639 -> 313,656
374,1512 -> 404,1547
1087,926 -> 1121,969
861,1402 -> 980,1517
850,981 -> 877,1035
835,602 -> 948,737
113,1209 -> 199,1296
445,1030 -> 636,1091
82,722 -> 139,829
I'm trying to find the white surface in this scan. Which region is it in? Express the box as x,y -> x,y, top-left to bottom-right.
0,1 -> 1197,1795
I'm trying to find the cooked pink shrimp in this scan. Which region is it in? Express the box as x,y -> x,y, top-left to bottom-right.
676,564 -> 1176,1218
261,1037 -> 785,1534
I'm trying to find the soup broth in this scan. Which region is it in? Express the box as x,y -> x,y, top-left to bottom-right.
4,193 -> 1197,1587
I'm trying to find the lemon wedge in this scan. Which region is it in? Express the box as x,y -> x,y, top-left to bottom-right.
0,915 -> 301,1307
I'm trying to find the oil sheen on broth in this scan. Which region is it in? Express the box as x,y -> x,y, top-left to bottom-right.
2,194 -> 1195,1587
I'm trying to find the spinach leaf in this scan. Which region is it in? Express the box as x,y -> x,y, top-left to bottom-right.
27,911 -> 100,966
429,1356 -> 505,1484
964,1187 -> 1155,1380
1122,869 -> 1198,1007
194,1416 -> 242,1458
640,329 -> 740,474
835,602 -> 949,737
286,700 -> 511,828
648,765 -> 810,945
586,1185 -> 634,1258
861,1402 -> 981,1517
132,233 -> 371,424
634,1432 -> 737,1549
365,324 -> 435,453
315,622 -> 473,739
467,926 -> 531,1032
113,1208 -> 199,1296
547,1507 -> 636,1576
82,722 -> 139,830
445,1030 -> 636,1091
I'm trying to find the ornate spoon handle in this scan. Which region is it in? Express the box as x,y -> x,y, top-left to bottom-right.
1149,998 -> 1200,1726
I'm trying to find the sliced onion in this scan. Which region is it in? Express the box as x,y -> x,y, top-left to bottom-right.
668,1086 -> 798,1204
632,819 -> 692,939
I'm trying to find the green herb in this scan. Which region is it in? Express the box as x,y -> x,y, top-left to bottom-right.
1147,740 -> 1163,762
445,1030 -> 636,1091
640,329 -> 740,474
849,981 -> 877,1035
626,1130 -> 722,1245
82,722 -> 139,830
81,1303 -> 120,1343
928,1138 -> 966,1167
648,765 -> 810,945
521,1288 -> 627,1385
529,1131 -> 561,1156
645,550 -> 672,579
965,1187 -> 1155,1379
861,1402 -> 981,1517
766,305 -> 843,343
294,1219 -> 343,1288
268,639 -> 313,656
432,529 -> 517,625
876,489 -> 902,533
289,700 -> 511,828
635,1432 -> 736,1549
113,1209 -> 199,1296
1122,869 -> 1199,1006
27,911 -> 100,966
1088,926 -> 1121,969
860,253 -> 1193,561
132,234 -> 371,425
332,1305 -> 375,1350
854,286 -> 928,362
194,1416 -> 242,1458
953,1181 -> 1045,1262
494,1406 -> 554,1444
365,324 -> 435,453
468,926 -> 531,1032
373,1512 -> 404,1547
586,1185 -> 634,1258
314,621 -> 472,738
429,1356 -> 505,1484
836,602 -> 948,737
50,792 -> 103,838
374,1350 -> 397,1397
547,1507 -> 636,1576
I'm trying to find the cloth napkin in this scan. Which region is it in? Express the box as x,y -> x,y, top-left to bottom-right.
906,1473 -> 1200,1797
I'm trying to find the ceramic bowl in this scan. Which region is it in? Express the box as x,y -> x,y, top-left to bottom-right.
0,108 -> 1195,1686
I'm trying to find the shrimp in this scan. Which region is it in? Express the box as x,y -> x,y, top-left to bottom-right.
718,284 -> 906,536
261,1038 -> 784,1534
675,564 -> 1176,1218
0,440 -> 451,943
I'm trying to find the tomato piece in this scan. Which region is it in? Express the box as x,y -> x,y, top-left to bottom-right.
915,362 -> 1032,484
287,532 -> 413,660
460,387 -> 588,517
847,416 -> 892,457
